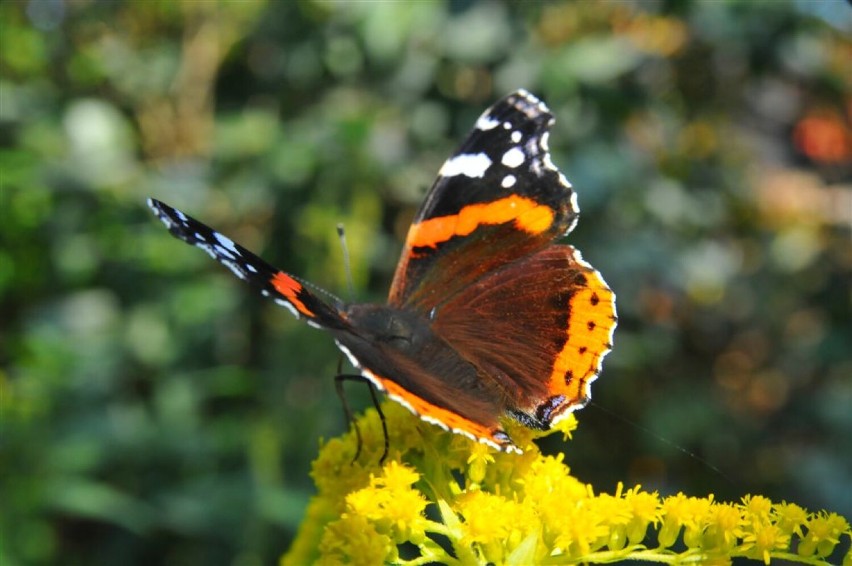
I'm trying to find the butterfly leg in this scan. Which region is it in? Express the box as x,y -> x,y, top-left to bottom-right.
367,382 -> 389,464
334,372 -> 363,463
334,373 -> 390,464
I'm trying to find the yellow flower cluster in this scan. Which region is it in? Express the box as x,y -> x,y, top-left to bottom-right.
282,401 -> 851,565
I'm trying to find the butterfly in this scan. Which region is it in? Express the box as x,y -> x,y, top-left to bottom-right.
148,89 -> 617,454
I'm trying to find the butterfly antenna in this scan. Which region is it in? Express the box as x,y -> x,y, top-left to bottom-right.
335,223 -> 365,463
336,223 -> 356,301
334,224 -> 390,462
588,401 -> 736,488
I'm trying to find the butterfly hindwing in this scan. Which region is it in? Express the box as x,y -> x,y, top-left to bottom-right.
432,245 -> 616,429
330,307 -> 517,452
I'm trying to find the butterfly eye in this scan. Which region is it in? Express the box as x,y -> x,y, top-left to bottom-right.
385,315 -> 415,345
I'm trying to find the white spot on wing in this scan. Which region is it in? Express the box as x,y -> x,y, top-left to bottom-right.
214,232 -> 238,253
195,242 -> 216,259
501,147 -> 525,168
511,130 -> 522,143
502,174 -> 516,188
439,153 -> 492,178
222,260 -> 247,280
274,298 -> 300,319
214,246 -> 235,260
476,114 -> 499,130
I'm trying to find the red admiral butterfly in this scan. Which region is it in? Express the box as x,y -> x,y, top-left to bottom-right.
149,90 -> 617,453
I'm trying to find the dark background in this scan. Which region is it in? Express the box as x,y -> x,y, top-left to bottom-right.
2,1 -> 850,564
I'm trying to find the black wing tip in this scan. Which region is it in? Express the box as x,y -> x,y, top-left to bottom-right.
147,197 -> 166,214
507,88 -> 541,105
471,89 -> 554,136
146,198 -> 194,240
147,197 -> 171,221
502,89 -> 552,123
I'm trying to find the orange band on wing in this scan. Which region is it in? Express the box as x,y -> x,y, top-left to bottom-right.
406,195 -> 555,249
375,375 -> 509,449
271,272 -> 315,317
548,270 -> 616,401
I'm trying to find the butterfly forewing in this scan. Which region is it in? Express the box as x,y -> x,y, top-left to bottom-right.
147,198 -> 345,328
389,90 -> 579,311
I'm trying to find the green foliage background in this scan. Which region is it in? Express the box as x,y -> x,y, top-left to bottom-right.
2,1 -> 850,564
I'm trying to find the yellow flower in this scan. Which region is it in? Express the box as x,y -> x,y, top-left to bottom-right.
740,521 -> 790,565
659,492 -> 713,548
309,436 -> 372,506
552,412 -> 579,440
375,460 -> 421,492
317,514 -> 394,566
517,453 -> 588,549
553,499 -> 611,558
466,443 -> 495,486
517,453 -> 586,504
282,399 -> 852,565
591,488 -> 634,551
774,501 -> 808,539
741,494 -> 774,520
798,512 -> 850,558
704,502 -> 743,551
456,490 -> 538,563
345,462 -> 429,544
622,484 -> 660,544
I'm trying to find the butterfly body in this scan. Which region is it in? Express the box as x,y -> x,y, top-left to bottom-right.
149,89 -> 617,453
